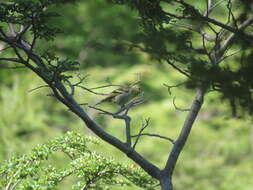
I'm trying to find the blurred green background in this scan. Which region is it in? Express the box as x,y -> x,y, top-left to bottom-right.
0,0 -> 253,189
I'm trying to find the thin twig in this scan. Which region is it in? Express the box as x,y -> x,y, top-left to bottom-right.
165,58 -> 192,79
132,133 -> 174,144
73,73 -> 90,86
88,105 -> 113,115
133,118 -> 150,149
163,83 -> 185,95
28,85 -> 50,93
226,0 -> 238,28
77,85 -> 109,96
217,48 -> 242,64
116,98 -> 145,115
172,97 -> 191,112
90,84 -> 127,90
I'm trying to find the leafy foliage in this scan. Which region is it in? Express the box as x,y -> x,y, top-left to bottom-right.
0,131 -> 157,189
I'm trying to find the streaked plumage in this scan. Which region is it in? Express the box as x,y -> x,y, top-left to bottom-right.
95,86 -> 141,106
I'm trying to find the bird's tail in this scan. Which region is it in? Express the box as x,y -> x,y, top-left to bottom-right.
94,95 -> 114,106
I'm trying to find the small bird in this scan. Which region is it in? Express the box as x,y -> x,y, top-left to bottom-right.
95,86 -> 142,106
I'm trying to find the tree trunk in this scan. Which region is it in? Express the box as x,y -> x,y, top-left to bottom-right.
160,176 -> 173,190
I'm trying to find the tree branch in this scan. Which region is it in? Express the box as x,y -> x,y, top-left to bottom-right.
89,105 -> 132,146
132,118 -> 150,149
163,87 -> 205,176
132,133 -> 175,144
172,97 -> 190,112
0,57 -> 23,63
217,16 -> 253,61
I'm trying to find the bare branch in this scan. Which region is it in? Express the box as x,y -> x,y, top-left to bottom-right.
89,105 -> 132,146
132,133 -> 175,144
132,118 -> 150,149
88,105 -> 113,115
115,97 -> 145,115
226,0 -> 238,28
163,83 -> 185,95
163,87 -> 205,176
90,84 -> 127,90
77,85 -> 109,96
165,58 -> 192,79
217,48 -> 242,64
73,73 -> 90,86
114,114 -> 132,146
28,85 -> 50,93
172,97 -> 190,112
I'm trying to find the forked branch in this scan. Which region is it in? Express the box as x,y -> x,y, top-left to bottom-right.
163,87 -> 205,176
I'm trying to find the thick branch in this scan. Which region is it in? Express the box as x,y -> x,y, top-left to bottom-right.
89,105 -> 132,146
163,87 -> 205,176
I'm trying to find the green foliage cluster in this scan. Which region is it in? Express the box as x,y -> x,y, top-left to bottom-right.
0,0 -> 71,40
0,131 -> 157,190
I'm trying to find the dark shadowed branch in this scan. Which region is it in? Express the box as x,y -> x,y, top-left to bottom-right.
163,87 -> 205,176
